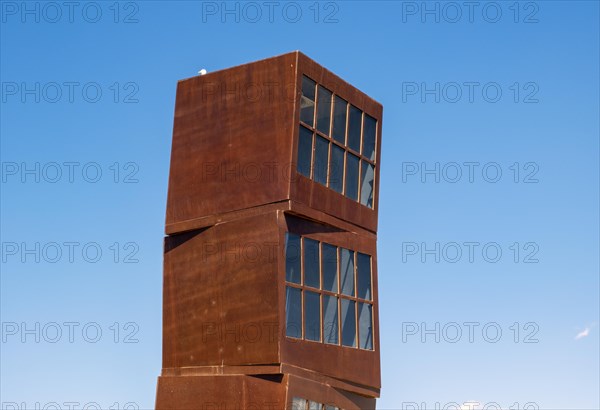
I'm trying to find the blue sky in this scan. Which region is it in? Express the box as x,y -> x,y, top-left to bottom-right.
1,1 -> 598,409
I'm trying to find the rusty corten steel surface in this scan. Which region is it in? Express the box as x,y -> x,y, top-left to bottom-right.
165,51 -> 383,235
162,212 -> 281,369
156,374 -> 287,410
157,51 -> 383,409
161,211 -> 380,390
156,373 -> 376,410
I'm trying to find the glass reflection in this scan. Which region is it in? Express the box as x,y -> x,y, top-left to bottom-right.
347,105 -> 362,152
357,252 -> 371,300
359,302 -> 373,350
345,153 -> 359,201
304,291 -> 321,341
332,95 -> 347,144
362,114 -> 376,161
297,126 -> 313,178
340,248 -> 355,296
300,76 -> 316,126
304,238 -> 320,289
314,136 -> 329,186
360,161 -> 374,208
285,233 -> 301,284
341,298 -> 356,347
316,86 -> 332,136
286,287 -> 302,338
323,295 -> 339,345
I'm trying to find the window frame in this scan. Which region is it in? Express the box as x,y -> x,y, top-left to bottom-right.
297,75 -> 378,209
284,232 -> 375,351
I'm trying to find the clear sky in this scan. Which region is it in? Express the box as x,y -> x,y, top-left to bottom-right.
1,1 -> 598,409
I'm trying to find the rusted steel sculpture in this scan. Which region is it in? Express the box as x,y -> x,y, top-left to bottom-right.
156,51 -> 383,410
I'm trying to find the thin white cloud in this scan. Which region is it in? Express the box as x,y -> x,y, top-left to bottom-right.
575,327 -> 590,340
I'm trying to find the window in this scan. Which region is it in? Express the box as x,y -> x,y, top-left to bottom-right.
291,397 -> 340,410
329,144 -> 344,194
304,238 -> 320,289
360,161 -> 374,208
297,126 -> 313,178
332,96 -> 347,143
286,286 -> 302,338
357,252 -> 372,300
305,290 -> 321,341
341,299 -> 356,347
285,233 -> 301,284
345,153 -> 359,201
284,233 -> 374,350
291,397 -> 306,410
347,105 -> 362,153
300,77 -> 316,126
314,136 -> 329,186
362,114 -> 377,161
358,302 -> 373,350
323,295 -> 338,345
340,248 -> 355,297
322,243 -> 338,292
309,402 -> 321,410
298,75 -> 377,209
316,86 -> 332,136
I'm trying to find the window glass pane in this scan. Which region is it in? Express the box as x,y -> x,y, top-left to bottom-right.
332,96 -> 347,144
297,126 -> 313,178
357,252 -> 372,300
286,287 -> 302,338
316,86 -> 332,136
345,153 -> 359,201
292,397 -> 307,410
340,248 -> 355,296
314,136 -> 329,186
347,105 -> 362,152
341,299 -> 356,347
329,144 -> 344,194
304,238 -> 320,289
304,291 -> 321,341
300,76 -> 316,126
359,303 -> 373,350
323,295 -> 339,345
362,114 -> 376,161
285,233 -> 301,284
360,161 -> 375,208
322,243 -> 338,292
325,406 -> 338,410
308,401 -> 321,410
